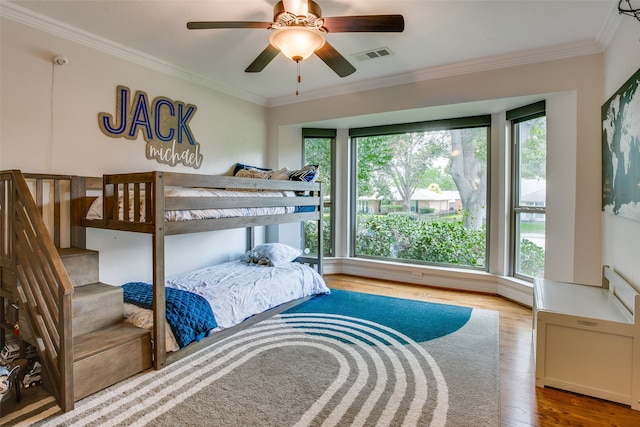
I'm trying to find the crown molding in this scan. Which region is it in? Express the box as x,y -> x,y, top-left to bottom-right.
597,1 -> 624,48
0,1 -> 269,106
269,3 -> 621,107
1,0 -> 611,109
267,40 -> 605,107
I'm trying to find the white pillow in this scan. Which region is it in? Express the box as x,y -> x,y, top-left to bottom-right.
270,167 -> 292,180
240,243 -> 302,267
234,168 -> 273,179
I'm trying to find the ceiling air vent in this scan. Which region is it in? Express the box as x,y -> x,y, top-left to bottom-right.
353,47 -> 394,62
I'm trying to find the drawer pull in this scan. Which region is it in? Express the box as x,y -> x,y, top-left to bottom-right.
577,320 -> 598,327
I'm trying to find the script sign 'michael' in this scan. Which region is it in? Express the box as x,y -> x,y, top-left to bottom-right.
98,86 -> 203,169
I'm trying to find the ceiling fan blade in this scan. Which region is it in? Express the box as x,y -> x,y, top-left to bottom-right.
314,42 -> 356,78
245,44 -> 281,73
187,21 -> 272,30
321,15 -> 404,33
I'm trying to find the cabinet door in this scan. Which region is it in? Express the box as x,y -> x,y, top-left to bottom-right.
544,322 -> 633,404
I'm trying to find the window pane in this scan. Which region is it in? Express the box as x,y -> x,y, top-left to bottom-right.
303,138 -> 332,197
513,115 -> 546,279
515,212 -> 545,278
303,137 -> 332,256
517,117 -> 546,207
354,128 -> 488,268
304,207 -> 331,255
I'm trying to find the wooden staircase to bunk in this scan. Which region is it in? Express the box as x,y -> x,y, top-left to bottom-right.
0,170 -> 151,412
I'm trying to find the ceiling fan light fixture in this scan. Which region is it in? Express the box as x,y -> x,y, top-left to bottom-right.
269,27 -> 325,62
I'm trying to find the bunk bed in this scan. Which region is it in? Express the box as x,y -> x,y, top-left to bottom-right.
79,169 -> 327,369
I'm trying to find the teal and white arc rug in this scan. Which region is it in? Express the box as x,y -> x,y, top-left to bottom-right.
9,289 -> 499,426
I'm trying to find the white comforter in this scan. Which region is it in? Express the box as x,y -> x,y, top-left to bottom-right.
165,260 -> 329,329
124,260 -> 329,352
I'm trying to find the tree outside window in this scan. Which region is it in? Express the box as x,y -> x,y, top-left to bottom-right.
352,118 -> 489,269
302,132 -> 333,256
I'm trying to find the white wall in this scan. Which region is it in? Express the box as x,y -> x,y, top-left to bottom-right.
0,18 -> 268,285
268,54 -> 604,288
602,18 -> 640,288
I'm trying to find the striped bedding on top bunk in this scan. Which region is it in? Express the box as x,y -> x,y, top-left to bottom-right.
85,187 -> 301,222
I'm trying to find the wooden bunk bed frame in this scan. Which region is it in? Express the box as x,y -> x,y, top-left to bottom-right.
79,171 -> 325,369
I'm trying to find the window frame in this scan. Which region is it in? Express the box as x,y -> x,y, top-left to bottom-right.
302,128 -> 336,257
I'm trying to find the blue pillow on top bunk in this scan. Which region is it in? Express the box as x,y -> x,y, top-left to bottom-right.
294,195 -> 316,213
289,165 -> 318,195
121,282 -> 217,349
289,164 -> 318,183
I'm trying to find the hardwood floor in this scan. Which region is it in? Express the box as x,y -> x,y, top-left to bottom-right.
325,274 -> 640,427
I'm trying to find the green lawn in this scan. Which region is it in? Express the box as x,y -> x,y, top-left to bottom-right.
520,222 -> 545,233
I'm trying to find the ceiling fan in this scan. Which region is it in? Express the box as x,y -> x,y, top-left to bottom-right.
186,0 -> 404,78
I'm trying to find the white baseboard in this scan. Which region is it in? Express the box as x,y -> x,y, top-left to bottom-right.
497,275 -> 534,307
321,257 -> 534,307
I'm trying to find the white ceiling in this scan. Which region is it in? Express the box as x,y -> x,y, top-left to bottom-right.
2,0 -> 621,107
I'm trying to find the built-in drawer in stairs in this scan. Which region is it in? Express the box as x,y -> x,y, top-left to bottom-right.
73,322 -> 152,401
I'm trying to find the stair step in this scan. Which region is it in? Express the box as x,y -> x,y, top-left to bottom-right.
72,283 -> 123,337
58,247 -> 99,287
73,322 -> 151,401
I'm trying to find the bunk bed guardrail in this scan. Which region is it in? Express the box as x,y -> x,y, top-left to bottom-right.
81,171 -> 323,233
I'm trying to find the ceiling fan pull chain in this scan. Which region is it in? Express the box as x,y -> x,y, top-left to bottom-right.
296,59 -> 301,96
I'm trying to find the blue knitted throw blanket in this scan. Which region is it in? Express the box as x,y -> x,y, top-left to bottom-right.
122,282 -> 217,348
